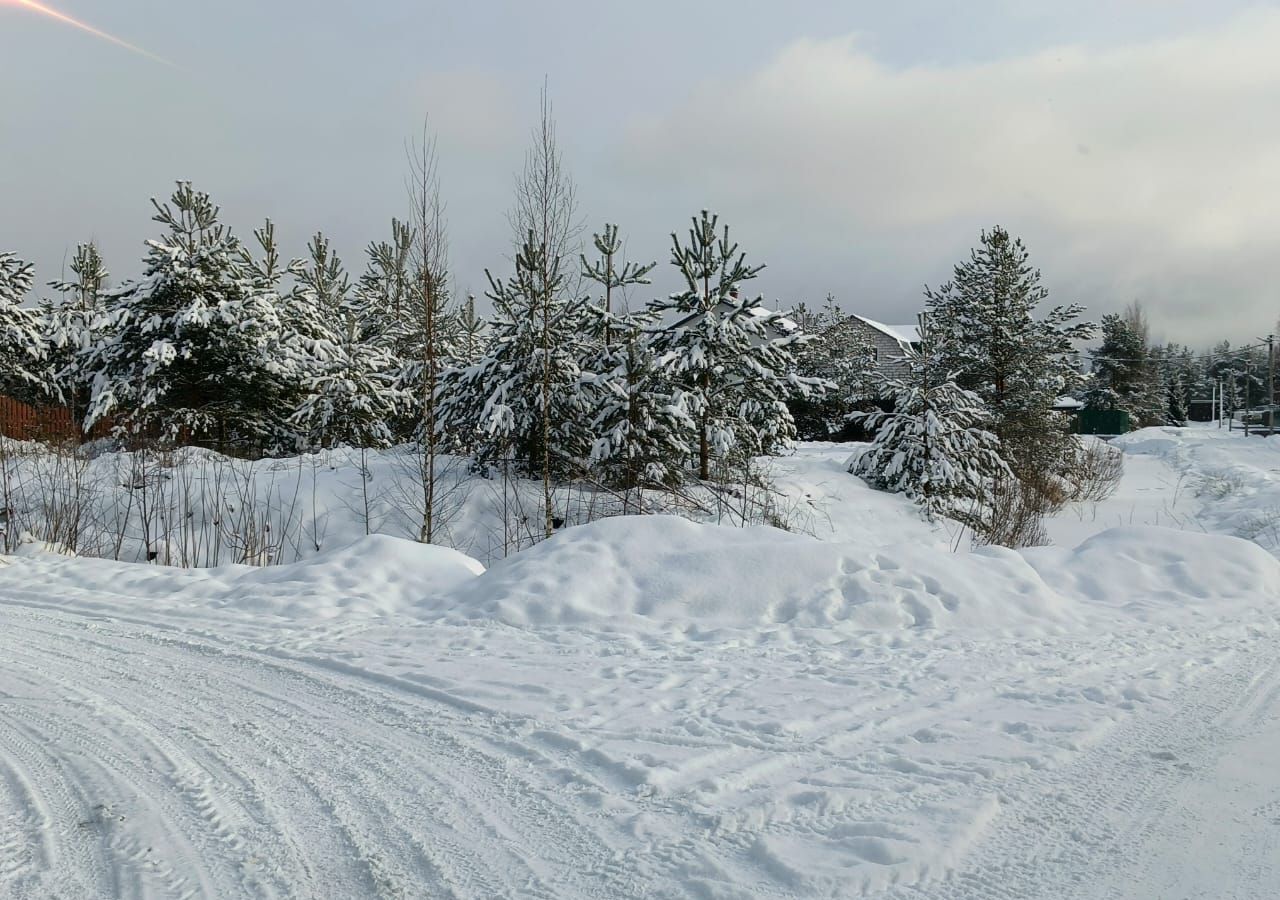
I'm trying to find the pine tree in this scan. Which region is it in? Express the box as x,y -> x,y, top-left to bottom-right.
354,219 -> 415,362
789,295 -> 878,440
454,293 -> 486,367
579,223 -> 655,344
649,210 -> 820,481
1209,342 -> 1264,416
1167,369 -> 1189,426
926,226 -> 1092,479
850,320 -> 1009,522
578,224 -> 691,495
1208,341 -> 1242,414
0,252 -> 46,397
1085,312 -> 1155,427
287,232 -> 406,448
436,233 -> 594,481
42,242 -> 108,426
507,83 -> 585,537
85,183 -> 296,450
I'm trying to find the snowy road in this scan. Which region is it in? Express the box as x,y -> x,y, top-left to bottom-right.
0,598 -> 653,899
881,635 -> 1280,900
2,571 -> 1278,899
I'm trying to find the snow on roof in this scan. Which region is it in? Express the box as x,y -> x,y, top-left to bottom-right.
1054,396 -> 1085,410
745,303 -> 799,332
851,315 -> 920,346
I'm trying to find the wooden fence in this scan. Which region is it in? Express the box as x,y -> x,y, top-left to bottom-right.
0,396 -> 112,443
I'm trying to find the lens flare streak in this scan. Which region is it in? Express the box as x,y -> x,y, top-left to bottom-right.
3,0 -> 173,66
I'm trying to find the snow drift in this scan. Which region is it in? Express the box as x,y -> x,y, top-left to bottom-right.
437,515 -> 1280,635
13,511 -> 1277,635
11,533 -> 483,620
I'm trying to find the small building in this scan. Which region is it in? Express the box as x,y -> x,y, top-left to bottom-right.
845,315 -> 921,379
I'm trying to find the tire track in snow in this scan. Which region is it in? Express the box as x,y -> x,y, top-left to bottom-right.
0,598 -> 645,898
879,634 -> 1280,900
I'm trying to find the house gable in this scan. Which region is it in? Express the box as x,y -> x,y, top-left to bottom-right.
846,315 -> 920,379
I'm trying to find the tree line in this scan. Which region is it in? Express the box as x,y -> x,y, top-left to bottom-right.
0,96 -> 1258,546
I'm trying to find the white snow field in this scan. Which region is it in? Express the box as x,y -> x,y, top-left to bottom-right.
2,425 -> 1280,898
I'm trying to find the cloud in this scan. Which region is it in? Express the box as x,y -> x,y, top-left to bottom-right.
415,70 -> 523,158
615,9 -> 1280,342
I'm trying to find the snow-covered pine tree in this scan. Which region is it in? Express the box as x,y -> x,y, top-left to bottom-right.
454,293 -> 486,367
649,211 -> 820,481
354,219 -> 415,362
1208,341 -> 1242,415
436,233 -> 594,482
0,252 -> 46,397
850,318 -> 1010,523
1209,342 -> 1265,417
579,223 -> 654,345
287,232 -> 406,449
506,83 -> 587,537
1085,312 -> 1152,428
789,294 -> 878,440
41,242 -> 109,426
1167,369 -> 1189,426
926,226 -> 1093,479
85,183 -> 296,451
578,224 -> 691,496
1165,343 -> 1204,424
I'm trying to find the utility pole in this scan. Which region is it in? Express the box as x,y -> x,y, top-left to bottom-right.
1250,335 -> 1276,436
1269,335 -> 1276,436
1245,357 -> 1252,437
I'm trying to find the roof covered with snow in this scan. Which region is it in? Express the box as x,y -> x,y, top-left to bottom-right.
851,315 -> 920,346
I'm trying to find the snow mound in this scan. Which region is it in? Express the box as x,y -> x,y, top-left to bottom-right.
442,516 -> 1080,633
441,517 -> 1280,635
15,534 -> 484,621
234,534 -> 484,611
1024,526 -> 1280,621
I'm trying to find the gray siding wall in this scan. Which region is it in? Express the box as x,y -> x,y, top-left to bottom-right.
845,319 -> 913,380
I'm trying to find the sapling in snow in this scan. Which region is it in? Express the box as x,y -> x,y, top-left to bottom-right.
578,224 -> 691,496
851,320 -> 1009,523
0,252 -> 47,398
649,210 -> 822,481
84,184 -> 303,451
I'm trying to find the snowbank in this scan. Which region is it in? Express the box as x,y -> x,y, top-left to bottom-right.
7,533 -> 483,620
439,515 -> 1280,635
441,515 -> 1074,632
11,508 -> 1277,637
1025,525 -> 1280,622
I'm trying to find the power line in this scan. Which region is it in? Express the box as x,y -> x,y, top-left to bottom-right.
1075,340 -> 1271,365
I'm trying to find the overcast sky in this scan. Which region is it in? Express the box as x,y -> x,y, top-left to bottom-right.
2,0 -> 1275,344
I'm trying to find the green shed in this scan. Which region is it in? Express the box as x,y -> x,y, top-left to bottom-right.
1075,409 -> 1130,436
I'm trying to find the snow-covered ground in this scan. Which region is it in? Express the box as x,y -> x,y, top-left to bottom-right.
2,425 -> 1279,898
